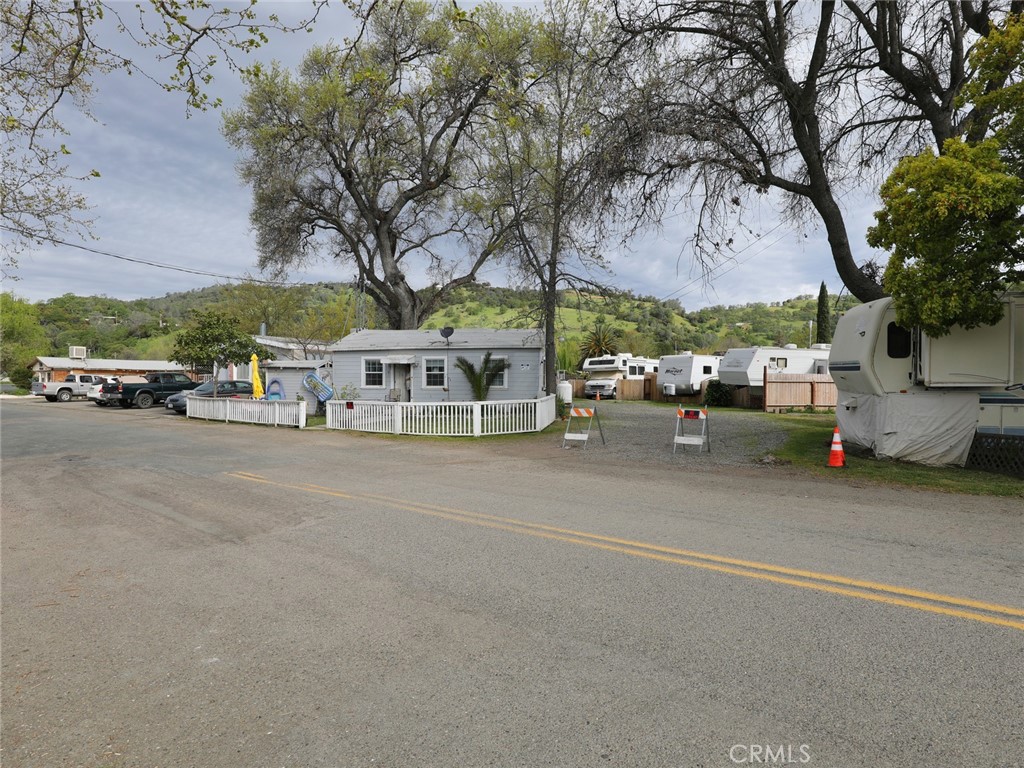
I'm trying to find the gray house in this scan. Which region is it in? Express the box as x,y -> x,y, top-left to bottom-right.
328,329 -> 545,403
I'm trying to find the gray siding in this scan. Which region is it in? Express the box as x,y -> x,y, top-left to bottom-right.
259,366 -> 327,415
329,347 -> 543,402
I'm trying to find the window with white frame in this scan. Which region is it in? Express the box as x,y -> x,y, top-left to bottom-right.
423,357 -> 446,388
362,358 -> 384,387
487,355 -> 508,388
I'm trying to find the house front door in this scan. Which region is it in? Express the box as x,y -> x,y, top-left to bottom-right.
390,364 -> 412,402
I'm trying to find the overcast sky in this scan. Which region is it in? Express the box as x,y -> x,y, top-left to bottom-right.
5,1 -> 883,311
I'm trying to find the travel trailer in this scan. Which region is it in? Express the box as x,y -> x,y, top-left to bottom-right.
582,353 -> 658,399
718,345 -> 832,388
828,294 -> 1024,465
657,353 -> 722,396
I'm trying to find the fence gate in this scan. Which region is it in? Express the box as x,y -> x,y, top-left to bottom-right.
673,407 -> 710,454
563,406 -> 605,449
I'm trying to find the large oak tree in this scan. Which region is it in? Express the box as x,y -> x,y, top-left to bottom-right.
223,0 -> 533,330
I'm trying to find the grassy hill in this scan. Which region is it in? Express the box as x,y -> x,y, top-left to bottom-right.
15,282 -> 860,370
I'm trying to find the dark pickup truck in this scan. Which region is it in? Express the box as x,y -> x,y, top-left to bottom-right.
102,372 -> 200,409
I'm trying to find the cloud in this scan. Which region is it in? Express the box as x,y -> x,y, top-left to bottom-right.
4,2 -> 887,311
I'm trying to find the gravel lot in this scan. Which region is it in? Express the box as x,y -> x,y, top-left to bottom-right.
531,400 -> 791,468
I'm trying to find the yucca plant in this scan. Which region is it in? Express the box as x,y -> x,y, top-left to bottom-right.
455,352 -> 510,401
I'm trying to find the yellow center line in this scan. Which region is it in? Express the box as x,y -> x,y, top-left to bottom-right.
227,472 -> 1024,631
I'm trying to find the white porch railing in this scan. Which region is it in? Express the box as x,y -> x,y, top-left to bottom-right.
186,397 -> 307,428
326,395 -> 556,437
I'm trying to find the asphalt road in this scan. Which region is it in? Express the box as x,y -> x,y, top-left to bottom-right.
2,397 -> 1022,768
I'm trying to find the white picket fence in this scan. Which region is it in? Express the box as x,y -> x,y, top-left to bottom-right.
326,395 -> 557,437
186,397 -> 307,428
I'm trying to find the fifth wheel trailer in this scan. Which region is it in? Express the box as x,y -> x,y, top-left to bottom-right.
828,293 -> 1024,466
718,345 -> 832,388
657,353 -> 722,395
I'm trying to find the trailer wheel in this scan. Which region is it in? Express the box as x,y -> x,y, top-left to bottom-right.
57,389 -> 73,402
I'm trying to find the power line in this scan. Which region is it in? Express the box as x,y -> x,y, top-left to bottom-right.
2,225 -> 295,285
658,222 -> 790,304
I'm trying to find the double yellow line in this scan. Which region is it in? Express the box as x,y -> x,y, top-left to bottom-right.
229,472 -> 1024,631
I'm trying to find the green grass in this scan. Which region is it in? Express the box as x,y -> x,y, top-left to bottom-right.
766,412 -> 1024,497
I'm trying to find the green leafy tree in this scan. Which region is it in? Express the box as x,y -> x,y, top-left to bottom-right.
815,283 -> 831,344
961,13 -> 1024,177
223,1 -> 531,330
171,310 -> 273,377
455,352 -> 510,401
217,280 -> 310,335
0,293 -> 49,388
556,335 -> 581,373
868,139 -> 1024,336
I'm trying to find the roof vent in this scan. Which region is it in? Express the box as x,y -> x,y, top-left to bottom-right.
69,346 -> 87,359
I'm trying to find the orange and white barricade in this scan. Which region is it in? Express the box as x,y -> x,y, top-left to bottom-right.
672,407 -> 710,454
562,405 -> 605,449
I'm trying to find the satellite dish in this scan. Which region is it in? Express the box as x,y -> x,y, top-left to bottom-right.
440,327 -> 454,339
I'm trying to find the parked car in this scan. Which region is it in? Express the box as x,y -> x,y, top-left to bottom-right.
165,379 -> 255,414
87,377 -> 113,405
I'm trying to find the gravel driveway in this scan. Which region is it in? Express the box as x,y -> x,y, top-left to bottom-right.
531,400 -> 791,468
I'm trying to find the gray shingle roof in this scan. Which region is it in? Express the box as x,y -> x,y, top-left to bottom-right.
327,328 -> 543,352
32,357 -> 185,372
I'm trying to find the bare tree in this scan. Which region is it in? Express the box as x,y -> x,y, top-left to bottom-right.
604,1 -> 1023,303
488,0 -> 623,393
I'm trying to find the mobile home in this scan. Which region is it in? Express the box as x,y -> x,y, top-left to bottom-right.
718,345 -> 832,388
582,353 -> 659,399
328,328 -> 545,403
828,294 -> 1024,465
657,353 -> 722,396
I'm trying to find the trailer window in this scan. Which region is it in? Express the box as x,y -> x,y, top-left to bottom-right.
702,365 -> 712,374
886,323 -> 911,358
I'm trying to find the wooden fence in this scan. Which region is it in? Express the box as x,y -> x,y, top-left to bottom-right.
762,373 -> 837,412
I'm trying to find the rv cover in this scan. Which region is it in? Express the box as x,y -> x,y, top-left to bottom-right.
837,391 -> 979,466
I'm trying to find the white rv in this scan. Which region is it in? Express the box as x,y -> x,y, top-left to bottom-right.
718,345 -> 832,388
657,353 -> 722,395
582,353 -> 658,399
829,294 -> 1024,466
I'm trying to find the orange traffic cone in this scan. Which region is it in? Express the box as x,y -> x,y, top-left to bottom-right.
828,426 -> 846,468
596,391 -> 601,401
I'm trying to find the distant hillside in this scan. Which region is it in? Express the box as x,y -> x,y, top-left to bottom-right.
423,284 -> 859,356
18,282 -> 859,364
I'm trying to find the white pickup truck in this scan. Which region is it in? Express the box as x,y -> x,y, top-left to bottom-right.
31,374 -> 109,402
